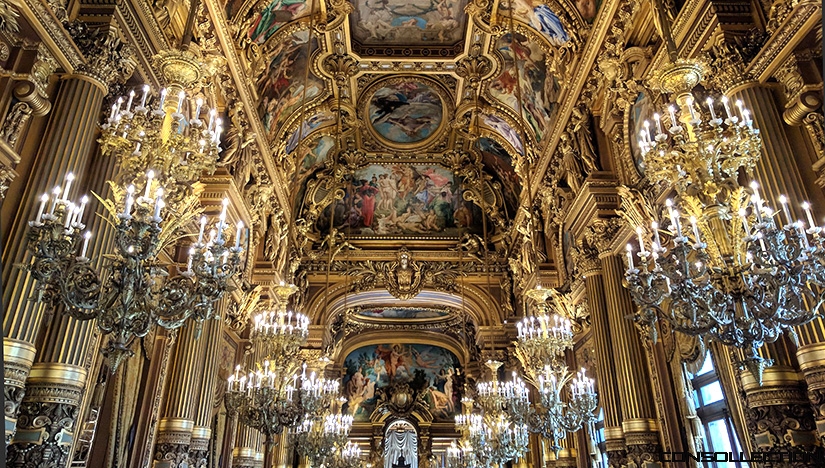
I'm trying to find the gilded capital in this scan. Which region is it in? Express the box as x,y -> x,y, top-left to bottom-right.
72,23 -> 136,90
584,218 -> 622,255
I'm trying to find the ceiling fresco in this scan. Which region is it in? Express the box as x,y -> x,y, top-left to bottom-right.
256,30 -> 325,140
366,79 -> 445,145
349,0 -> 470,56
487,32 -> 560,143
216,0 -> 591,249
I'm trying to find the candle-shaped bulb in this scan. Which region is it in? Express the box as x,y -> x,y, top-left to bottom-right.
144,170 -> 155,198
140,84 -> 150,108
176,90 -> 185,113
235,221 -> 244,249
62,172 -> 75,200
80,231 -> 92,258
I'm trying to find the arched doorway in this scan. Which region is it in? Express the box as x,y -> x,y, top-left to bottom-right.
383,419 -> 418,468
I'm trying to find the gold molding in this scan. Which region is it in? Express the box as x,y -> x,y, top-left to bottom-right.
158,417 -> 195,433
621,419 -> 658,434
191,427 -> 212,440
604,426 -> 625,441
3,339 -> 37,366
26,363 -> 87,386
741,366 -> 803,391
796,343 -> 825,371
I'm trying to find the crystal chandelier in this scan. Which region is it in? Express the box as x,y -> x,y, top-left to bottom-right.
515,286 -> 574,374
22,135 -> 240,370
622,56 -> 823,382
513,286 -> 598,455
225,283 -> 310,466
528,365 -> 597,455
325,441 -> 362,468
453,361 -> 530,467
293,396 -> 353,467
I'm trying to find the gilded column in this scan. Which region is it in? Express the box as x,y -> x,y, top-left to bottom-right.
231,421 -> 263,468
189,305 -> 227,468
575,243 -> 625,467
725,82 -> 822,458
586,218 -> 660,466
153,321 -> 209,468
600,253 -> 661,465
2,26 -> 134,442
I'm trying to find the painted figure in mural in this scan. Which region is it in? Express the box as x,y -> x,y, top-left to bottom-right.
316,164 -> 480,237
502,0 -> 570,46
343,344 -> 460,420
368,81 -> 443,144
248,0 -> 307,44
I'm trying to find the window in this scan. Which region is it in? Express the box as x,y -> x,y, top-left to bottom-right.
689,352 -> 748,468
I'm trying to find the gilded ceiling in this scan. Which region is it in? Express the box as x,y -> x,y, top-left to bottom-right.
211,0 -> 598,246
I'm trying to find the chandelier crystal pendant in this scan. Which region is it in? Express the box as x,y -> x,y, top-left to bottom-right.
623,59 -> 824,383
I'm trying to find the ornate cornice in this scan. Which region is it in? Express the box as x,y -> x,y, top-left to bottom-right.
18,0 -> 83,71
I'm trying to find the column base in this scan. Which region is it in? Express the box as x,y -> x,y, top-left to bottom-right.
5,363 -> 86,468
231,448 -> 263,468
624,430 -> 662,468
742,367 -> 821,467
4,338 -> 37,443
797,343 -> 825,443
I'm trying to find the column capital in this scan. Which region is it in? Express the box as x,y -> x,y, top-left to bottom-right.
70,23 -> 136,91
572,244 -> 602,276
584,217 -> 623,256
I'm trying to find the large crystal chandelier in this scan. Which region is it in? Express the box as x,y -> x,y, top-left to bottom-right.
622,31 -> 822,382
292,395 -> 353,467
529,365 -> 597,455
453,361 -> 530,467
514,286 -> 598,455
225,283 -> 310,466
21,76 -> 240,370
515,286 -> 574,373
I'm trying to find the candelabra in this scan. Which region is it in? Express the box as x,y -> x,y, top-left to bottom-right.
475,361 -> 531,424
447,440 -> 478,468
326,441 -> 362,468
528,365 -> 597,456
22,169 -> 244,370
515,286 -> 574,376
99,83 -> 222,208
622,59 -> 823,383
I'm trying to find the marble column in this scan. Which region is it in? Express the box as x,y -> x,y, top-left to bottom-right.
153,321 -> 208,468
599,254 -> 661,466
577,244 -> 625,467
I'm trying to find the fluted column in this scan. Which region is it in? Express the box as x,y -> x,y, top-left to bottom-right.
153,321 -> 208,468
232,421 -> 263,468
189,304 -> 227,468
726,82 -> 822,459
599,254 -> 660,466
577,245 -> 625,467
2,73 -> 108,440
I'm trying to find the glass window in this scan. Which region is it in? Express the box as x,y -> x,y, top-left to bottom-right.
689,352 -> 748,468
699,381 -> 725,405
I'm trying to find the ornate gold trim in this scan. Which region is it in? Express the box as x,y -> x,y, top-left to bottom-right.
191,426 -> 212,440
741,367 -> 803,391
3,339 -> 37,366
621,419 -> 658,434
797,343 -> 825,370
27,363 -> 87,386
158,417 -> 195,433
